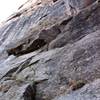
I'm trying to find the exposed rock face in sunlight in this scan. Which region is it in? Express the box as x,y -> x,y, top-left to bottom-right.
0,0 -> 29,23
0,0 -> 100,100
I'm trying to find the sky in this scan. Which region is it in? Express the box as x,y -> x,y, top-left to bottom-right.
0,0 -> 30,23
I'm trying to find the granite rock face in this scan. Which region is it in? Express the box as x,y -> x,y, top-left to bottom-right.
53,79 -> 100,100
0,0 -> 100,100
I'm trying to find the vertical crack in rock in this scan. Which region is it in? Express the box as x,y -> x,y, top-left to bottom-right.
23,83 -> 37,100
23,79 -> 48,100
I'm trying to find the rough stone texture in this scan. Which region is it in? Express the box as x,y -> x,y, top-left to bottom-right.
53,79 -> 100,100
0,0 -> 100,100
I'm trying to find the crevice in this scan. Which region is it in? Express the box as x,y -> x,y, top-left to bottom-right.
39,14 -> 48,20
7,39 -> 47,56
7,25 -> 61,56
18,39 -> 47,55
53,0 -> 58,3
7,44 -> 23,56
60,17 -> 73,26
23,84 -> 36,100
37,2 -> 41,5
69,80 -> 86,91
7,12 -> 22,21
0,57 -> 32,80
29,60 -> 40,66
0,67 -> 19,80
12,57 -> 32,76
23,79 -> 48,100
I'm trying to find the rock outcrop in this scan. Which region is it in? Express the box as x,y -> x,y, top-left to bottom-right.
0,0 -> 100,100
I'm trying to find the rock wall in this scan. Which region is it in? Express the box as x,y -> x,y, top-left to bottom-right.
0,0 -> 100,100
